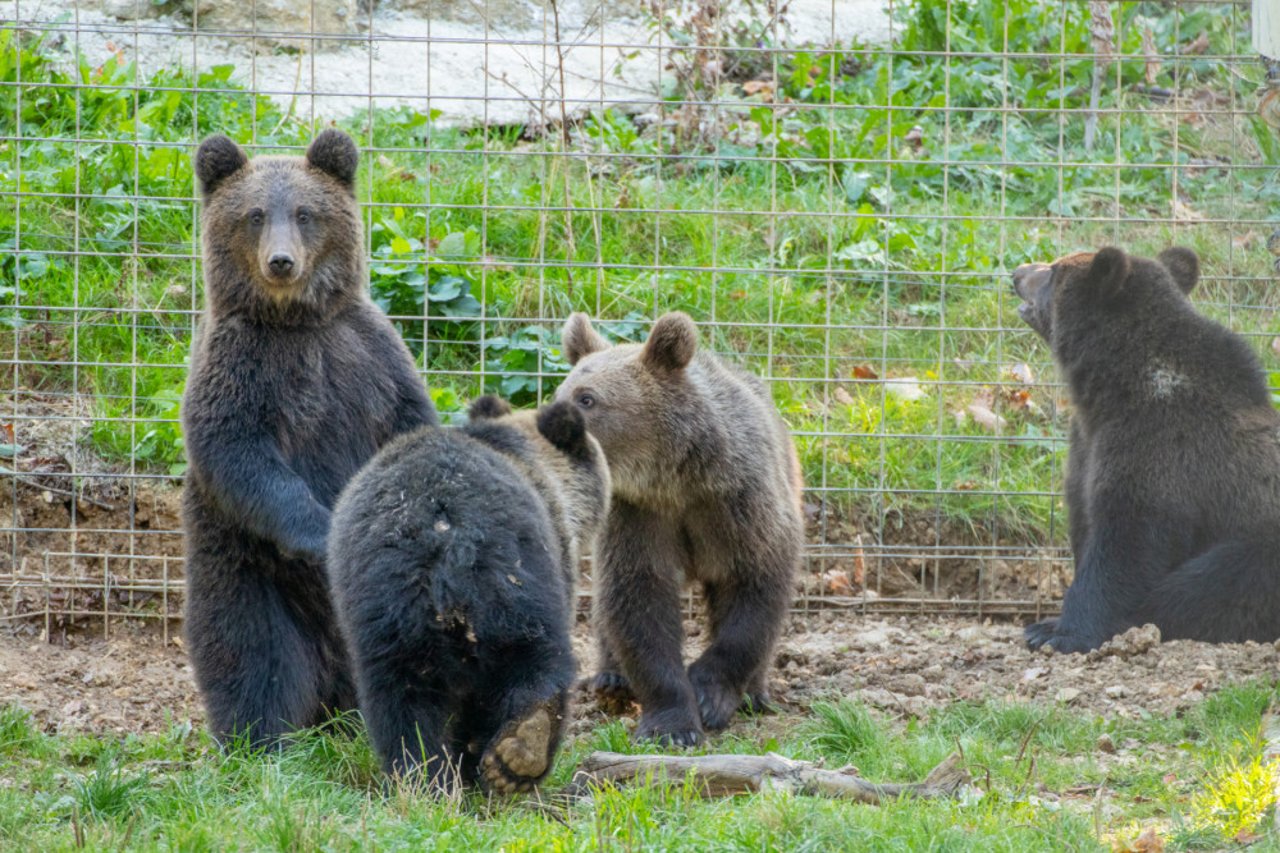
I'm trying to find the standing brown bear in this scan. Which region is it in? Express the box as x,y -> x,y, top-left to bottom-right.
182,129 -> 437,746
1014,246 -> 1280,653
557,311 -> 803,745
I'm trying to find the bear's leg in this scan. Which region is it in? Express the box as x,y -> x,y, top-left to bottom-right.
1024,529 -> 1173,653
597,502 -> 702,746
357,666 -> 457,791
688,574 -> 788,731
186,561 -> 332,748
589,634 -> 637,714
1147,539 -> 1280,643
469,640 -> 575,795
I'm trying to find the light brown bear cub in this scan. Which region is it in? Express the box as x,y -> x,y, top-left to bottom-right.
557,311 -> 803,746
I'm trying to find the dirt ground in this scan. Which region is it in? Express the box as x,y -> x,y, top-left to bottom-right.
3,615 -> 1276,740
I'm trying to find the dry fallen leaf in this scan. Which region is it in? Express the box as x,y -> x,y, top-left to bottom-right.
1228,230 -> 1259,251
742,80 -> 774,97
885,378 -> 926,402
1141,24 -> 1160,85
1002,388 -> 1033,410
967,403 -> 1008,432
823,570 -> 854,596
1007,362 -> 1035,385
833,387 -> 855,406
1172,198 -> 1204,221
1180,31 -> 1210,55
853,364 -> 879,380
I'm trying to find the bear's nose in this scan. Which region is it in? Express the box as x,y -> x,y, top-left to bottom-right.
268,254 -> 295,276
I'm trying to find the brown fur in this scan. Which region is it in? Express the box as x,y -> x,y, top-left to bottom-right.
557,311 -> 803,745
182,130 -> 437,746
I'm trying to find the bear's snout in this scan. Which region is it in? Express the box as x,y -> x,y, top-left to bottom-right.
1012,262 -> 1051,300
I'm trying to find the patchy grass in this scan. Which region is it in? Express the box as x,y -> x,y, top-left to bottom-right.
2,681 -> 1279,850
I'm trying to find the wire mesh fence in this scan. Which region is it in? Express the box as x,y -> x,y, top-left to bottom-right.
1,0 -> 1276,637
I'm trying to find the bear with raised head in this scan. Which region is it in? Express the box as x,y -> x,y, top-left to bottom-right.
327,396 -> 610,793
1014,246 -> 1280,653
557,312 -> 803,746
182,130 -> 438,746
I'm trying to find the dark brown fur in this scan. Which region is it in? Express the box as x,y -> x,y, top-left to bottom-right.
182,130 -> 437,746
557,312 -> 803,745
1014,246 -> 1280,653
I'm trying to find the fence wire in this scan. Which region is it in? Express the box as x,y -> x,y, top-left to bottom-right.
1,0 -> 1275,637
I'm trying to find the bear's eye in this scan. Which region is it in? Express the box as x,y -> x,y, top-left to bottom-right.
248,209 -> 265,227
296,208 -> 311,225
576,392 -> 596,410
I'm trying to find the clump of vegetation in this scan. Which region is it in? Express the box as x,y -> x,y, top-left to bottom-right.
2,0 -> 1274,544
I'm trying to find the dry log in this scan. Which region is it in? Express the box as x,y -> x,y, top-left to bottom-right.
570,751 -> 972,804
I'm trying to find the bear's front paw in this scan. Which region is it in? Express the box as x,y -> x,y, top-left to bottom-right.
1023,617 -> 1060,650
479,698 -> 563,796
688,667 -> 742,732
1024,618 -> 1101,654
635,706 -> 703,747
590,670 -> 637,715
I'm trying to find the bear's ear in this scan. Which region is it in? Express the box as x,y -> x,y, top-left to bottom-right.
642,312 -> 698,373
1085,247 -> 1131,299
562,313 -> 609,365
1157,246 -> 1200,295
306,129 -> 359,187
468,394 -> 513,421
537,401 -> 589,455
194,134 -> 247,197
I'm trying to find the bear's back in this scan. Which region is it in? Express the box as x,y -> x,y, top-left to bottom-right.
329,425 -> 571,644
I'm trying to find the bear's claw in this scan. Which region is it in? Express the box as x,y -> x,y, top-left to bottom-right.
590,670 -> 637,715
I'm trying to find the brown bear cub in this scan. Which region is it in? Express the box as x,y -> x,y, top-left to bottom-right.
327,396 -> 610,793
1014,246 -> 1280,653
182,130 -> 437,747
557,312 -> 803,746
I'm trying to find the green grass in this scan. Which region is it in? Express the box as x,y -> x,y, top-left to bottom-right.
3,0 -> 1278,541
3,682 -> 1279,850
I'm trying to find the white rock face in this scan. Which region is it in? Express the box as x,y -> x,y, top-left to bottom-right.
4,0 -> 890,123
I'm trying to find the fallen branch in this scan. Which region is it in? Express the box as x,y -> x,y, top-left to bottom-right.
569,750 -> 972,804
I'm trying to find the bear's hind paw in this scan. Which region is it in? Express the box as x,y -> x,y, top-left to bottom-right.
479,700 -> 560,796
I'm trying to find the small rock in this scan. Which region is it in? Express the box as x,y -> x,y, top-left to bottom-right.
1096,733 -> 1116,754
1104,684 -> 1127,698
852,628 -> 889,650
886,674 -> 926,696
1054,687 -> 1082,704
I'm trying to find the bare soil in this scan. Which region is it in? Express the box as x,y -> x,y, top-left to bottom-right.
3,617 -> 1275,740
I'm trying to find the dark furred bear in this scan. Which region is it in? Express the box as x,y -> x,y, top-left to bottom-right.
182,130 -> 437,746
1014,246 -> 1280,653
328,397 -> 610,793
557,312 -> 804,746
